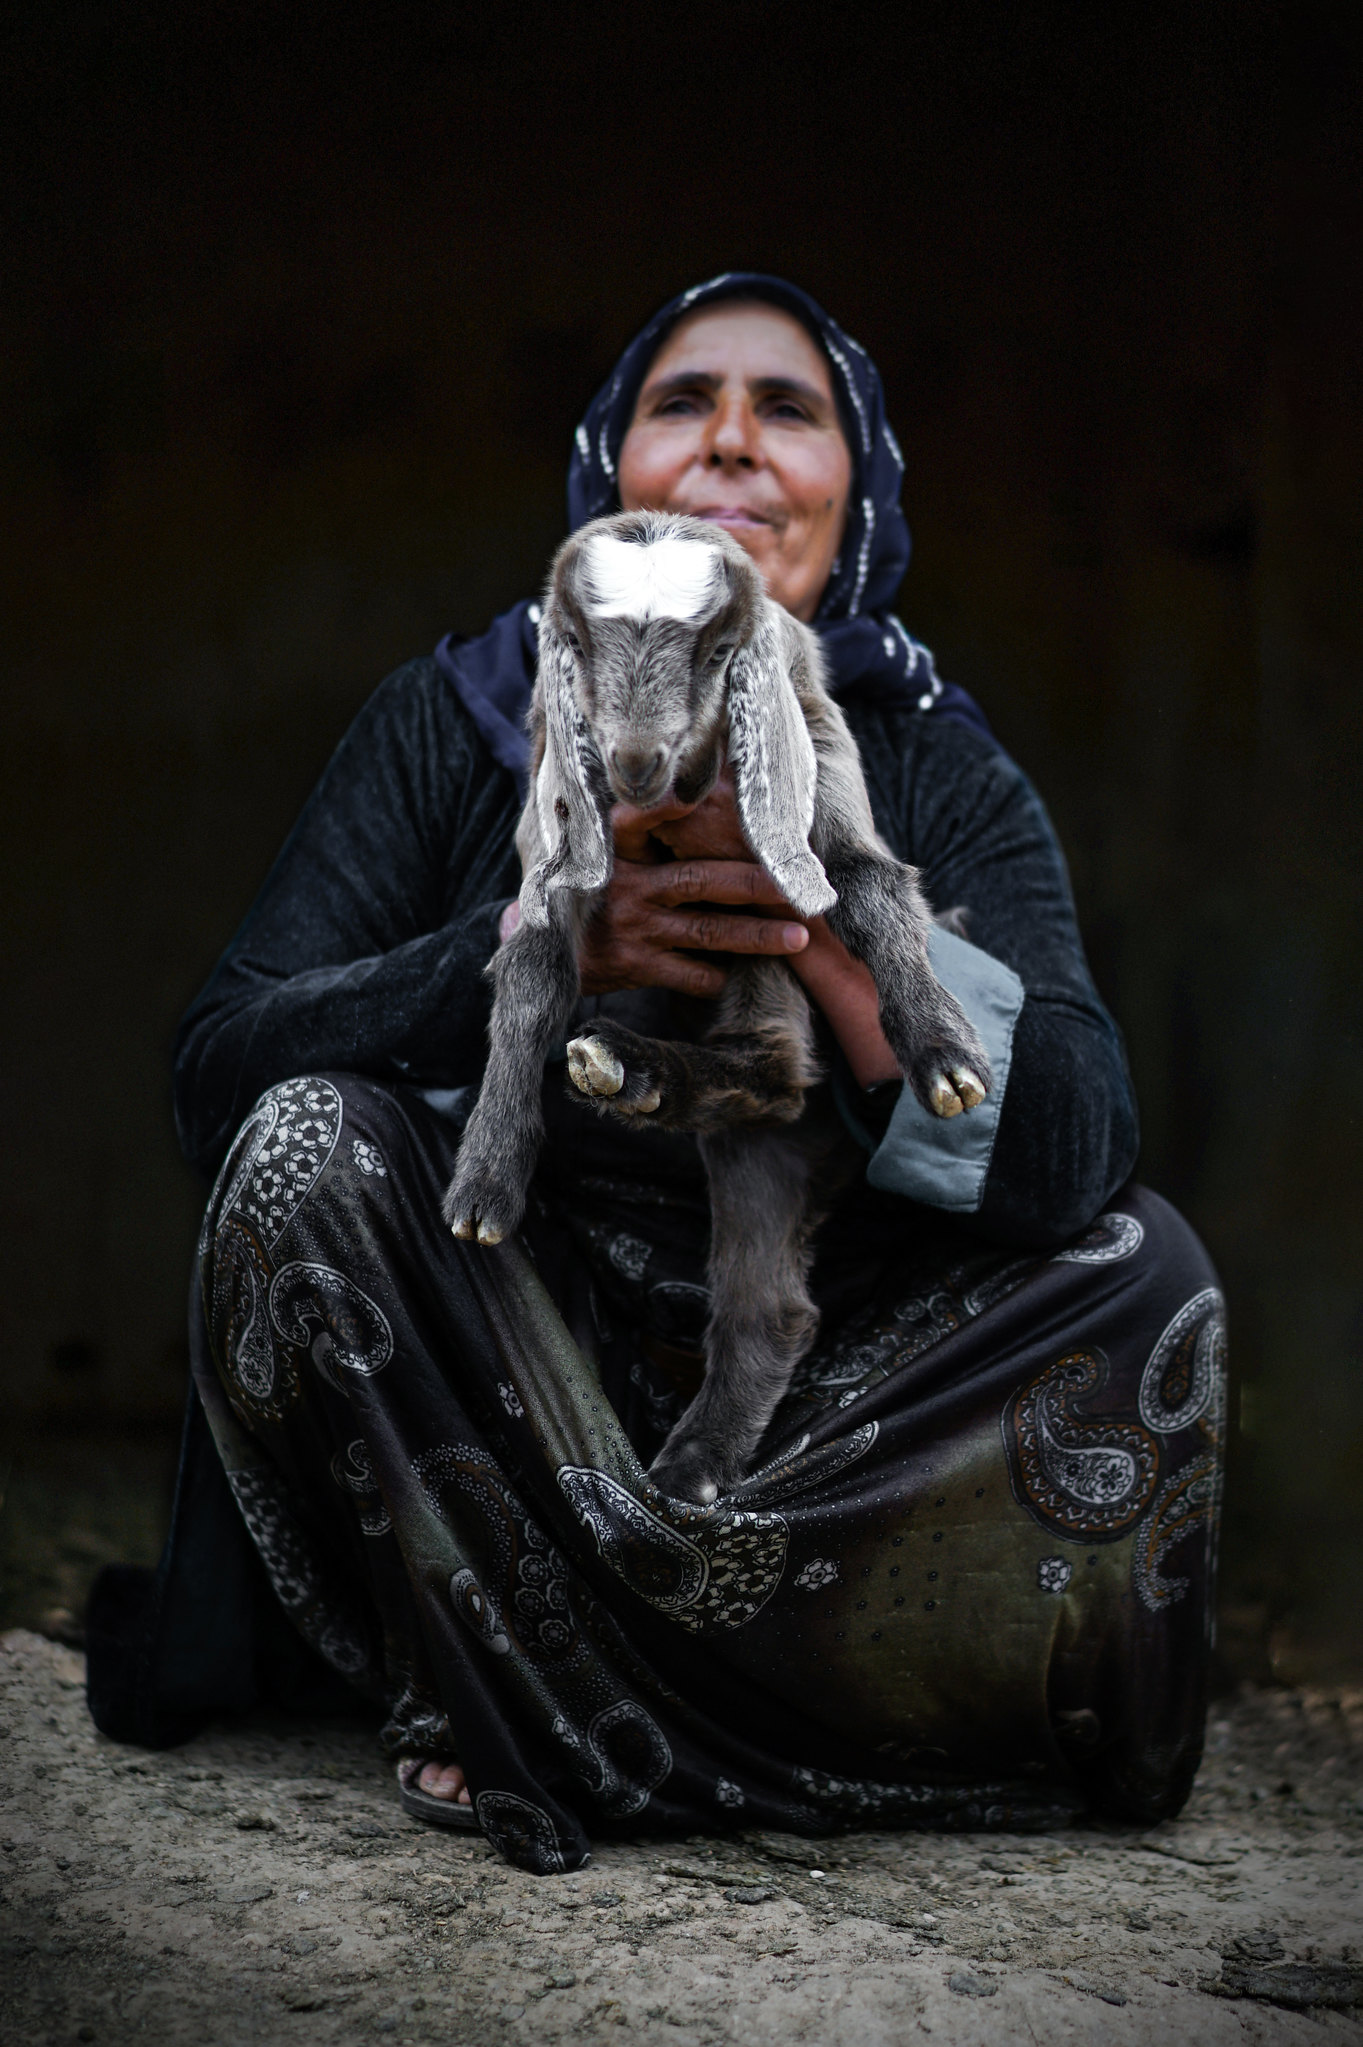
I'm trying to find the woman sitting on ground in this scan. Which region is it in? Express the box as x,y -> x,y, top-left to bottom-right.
91,275 -> 1226,1873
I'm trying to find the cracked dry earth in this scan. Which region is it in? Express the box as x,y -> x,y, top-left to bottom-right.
2,1631 -> 1361,2047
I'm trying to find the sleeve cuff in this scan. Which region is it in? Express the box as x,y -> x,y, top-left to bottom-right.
863,925 -> 1024,1213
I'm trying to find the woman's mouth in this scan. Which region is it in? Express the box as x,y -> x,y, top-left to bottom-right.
692,505 -> 775,531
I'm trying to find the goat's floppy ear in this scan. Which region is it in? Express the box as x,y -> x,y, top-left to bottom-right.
521,614 -> 611,927
727,614 -> 837,918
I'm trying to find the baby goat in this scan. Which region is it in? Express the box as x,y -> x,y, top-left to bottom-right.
444,510 -> 990,1503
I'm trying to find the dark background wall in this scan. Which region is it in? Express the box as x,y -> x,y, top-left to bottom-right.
3,3 -> 1360,1678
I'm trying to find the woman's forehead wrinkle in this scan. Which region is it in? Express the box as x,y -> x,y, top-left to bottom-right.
638,369 -> 723,404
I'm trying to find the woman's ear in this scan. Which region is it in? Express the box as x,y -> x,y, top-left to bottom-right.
521,616 -> 611,927
727,615 -> 837,918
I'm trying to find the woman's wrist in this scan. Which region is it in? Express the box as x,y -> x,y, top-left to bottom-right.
788,918 -> 901,1090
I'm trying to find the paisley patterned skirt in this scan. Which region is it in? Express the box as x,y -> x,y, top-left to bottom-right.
194,1071 -> 1226,1874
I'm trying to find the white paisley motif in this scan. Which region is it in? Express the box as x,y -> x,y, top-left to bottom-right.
1053,1212 -> 1145,1265
448,1568 -> 511,1655
228,1254 -> 276,1400
225,1467 -> 370,1676
1138,1288 -> 1227,1434
473,1791 -> 568,1874
1132,1456 -> 1222,1612
268,1262 -> 394,1376
225,1077 -> 343,1245
582,1700 -> 672,1815
330,1437 -> 392,1537
1037,1407 -> 1140,1506
558,1469 -> 709,1610
556,1467 -> 788,1631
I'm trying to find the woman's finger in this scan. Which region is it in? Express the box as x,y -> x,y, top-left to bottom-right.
661,910 -> 809,954
652,860 -> 794,910
611,793 -> 700,861
643,952 -> 729,998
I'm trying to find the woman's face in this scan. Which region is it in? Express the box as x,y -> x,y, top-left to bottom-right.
617,302 -> 852,622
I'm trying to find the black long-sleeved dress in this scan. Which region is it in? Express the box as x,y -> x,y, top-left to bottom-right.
173,655 -> 1137,1247
89,656 -> 1225,1875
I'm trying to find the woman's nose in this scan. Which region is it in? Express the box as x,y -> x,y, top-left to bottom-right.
705,395 -> 758,469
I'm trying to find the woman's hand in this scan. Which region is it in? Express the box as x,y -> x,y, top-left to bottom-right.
501,770 -> 903,1087
652,770 -> 901,1085
577,782 -> 810,999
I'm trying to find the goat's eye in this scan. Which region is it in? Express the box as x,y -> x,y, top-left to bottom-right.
706,643 -> 735,671
565,630 -> 584,657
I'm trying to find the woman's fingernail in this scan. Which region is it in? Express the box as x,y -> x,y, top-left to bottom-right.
783,923 -> 809,949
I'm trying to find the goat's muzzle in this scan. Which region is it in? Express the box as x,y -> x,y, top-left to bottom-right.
607,743 -> 669,806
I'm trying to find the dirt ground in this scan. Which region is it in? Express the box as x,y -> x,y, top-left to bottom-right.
2,1631 -> 1360,2047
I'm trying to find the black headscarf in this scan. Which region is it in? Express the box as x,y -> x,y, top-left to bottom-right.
436,272 -> 988,788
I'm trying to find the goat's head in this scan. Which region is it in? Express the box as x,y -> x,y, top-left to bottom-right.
524,509 -> 836,924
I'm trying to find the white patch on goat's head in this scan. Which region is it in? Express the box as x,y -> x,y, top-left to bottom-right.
583,530 -> 721,623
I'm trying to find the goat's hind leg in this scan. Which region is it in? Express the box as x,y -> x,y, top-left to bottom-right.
567,959 -> 817,1135
443,903 -> 582,1245
566,1019 -> 807,1132
648,1124 -> 820,1504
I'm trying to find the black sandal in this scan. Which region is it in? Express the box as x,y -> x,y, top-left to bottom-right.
396,1756 -> 481,1831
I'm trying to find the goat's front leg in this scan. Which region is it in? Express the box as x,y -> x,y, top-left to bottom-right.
823,846 -> 991,1118
442,900 -> 584,1245
649,1125 -> 820,1504
801,701 -> 990,1118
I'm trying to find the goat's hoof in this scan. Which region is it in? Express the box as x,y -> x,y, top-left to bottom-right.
928,1073 -> 963,1118
922,1059 -> 990,1119
566,1030 -> 662,1115
648,1440 -> 733,1507
449,1213 -> 506,1246
442,1164 -> 522,1249
567,1035 -> 624,1098
950,1065 -> 987,1109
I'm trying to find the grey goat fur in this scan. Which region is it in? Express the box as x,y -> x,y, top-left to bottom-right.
444,510 -> 991,1503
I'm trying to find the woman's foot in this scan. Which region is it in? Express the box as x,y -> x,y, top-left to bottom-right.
395,1754 -> 475,1824
415,1758 -> 471,1807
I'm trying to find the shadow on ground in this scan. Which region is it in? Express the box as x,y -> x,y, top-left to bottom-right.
0,1427 -> 179,1644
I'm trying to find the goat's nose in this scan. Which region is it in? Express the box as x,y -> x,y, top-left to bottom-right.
609,745 -> 666,795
